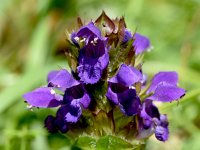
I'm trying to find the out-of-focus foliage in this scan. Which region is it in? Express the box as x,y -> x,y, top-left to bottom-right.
0,0 -> 200,149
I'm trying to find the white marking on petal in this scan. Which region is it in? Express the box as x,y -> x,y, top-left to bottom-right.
91,40 -> 96,46
74,36 -> 79,41
94,37 -> 98,43
50,89 -> 56,95
129,86 -> 135,90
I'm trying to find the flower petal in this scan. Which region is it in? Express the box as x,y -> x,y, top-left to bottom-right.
148,71 -> 178,93
78,63 -> 101,84
60,101 -> 82,123
109,64 -> 142,86
54,108 -> 70,133
118,89 -> 141,116
77,53 -> 109,84
76,22 -> 101,40
63,84 -> 91,108
106,82 -> 128,105
47,70 -> 59,83
133,33 -> 151,55
148,83 -> 185,102
77,37 -> 109,84
137,117 -> 155,139
48,69 -> 80,90
80,39 -> 107,59
155,126 -> 169,142
122,29 -> 132,43
144,100 -> 160,119
79,92 -> 91,109
139,100 -> 160,130
65,108 -> 82,123
44,115 -> 58,133
23,87 -> 62,108
160,114 -> 169,127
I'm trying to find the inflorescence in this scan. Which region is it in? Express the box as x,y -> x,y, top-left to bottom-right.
23,12 -> 185,142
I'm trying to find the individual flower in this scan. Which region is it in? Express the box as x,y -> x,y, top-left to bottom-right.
23,69 -> 91,133
77,39 -> 109,84
147,72 -> 186,102
137,99 -> 169,142
73,22 -> 109,84
122,29 -> 151,55
106,64 -> 142,116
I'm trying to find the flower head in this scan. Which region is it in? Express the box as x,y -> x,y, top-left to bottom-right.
106,64 -> 142,116
23,12 -> 186,144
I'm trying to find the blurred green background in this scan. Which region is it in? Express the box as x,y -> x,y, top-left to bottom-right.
0,0 -> 200,149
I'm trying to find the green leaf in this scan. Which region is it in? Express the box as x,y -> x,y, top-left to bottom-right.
25,16 -> 50,70
74,136 -> 96,150
96,135 -> 135,150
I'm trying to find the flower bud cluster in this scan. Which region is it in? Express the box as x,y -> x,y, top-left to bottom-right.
23,12 -> 185,142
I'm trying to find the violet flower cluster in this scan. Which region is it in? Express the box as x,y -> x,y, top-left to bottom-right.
23,12 -> 185,142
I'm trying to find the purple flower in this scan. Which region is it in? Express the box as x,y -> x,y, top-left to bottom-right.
74,22 -> 109,84
45,113 -> 68,133
155,114 -> 169,141
44,101 -> 82,133
106,64 -> 142,116
23,69 -> 91,133
137,72 -> 185,141
71,22 -> 106,46
122,29 -> 151,55
137,100 -> 169,142
147,72 -> 185,102
63,83 -> 91,109
133,33 -> 151,55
